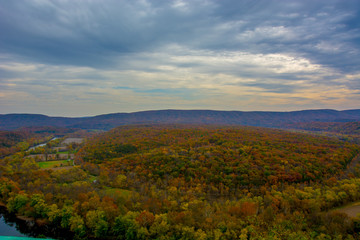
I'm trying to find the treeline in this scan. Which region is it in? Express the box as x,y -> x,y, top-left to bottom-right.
1,125 -> 360,239
287,121 -> 360,136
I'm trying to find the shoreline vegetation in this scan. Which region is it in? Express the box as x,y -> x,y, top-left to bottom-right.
0,205 -> 72,240
1,125 -> 360,239
3,195 -> 360,239
0,205 -> 49,239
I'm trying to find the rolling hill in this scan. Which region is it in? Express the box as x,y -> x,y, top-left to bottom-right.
1,109 -> 360,130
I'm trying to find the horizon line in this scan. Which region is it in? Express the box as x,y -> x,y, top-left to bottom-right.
1,108 -> 359,118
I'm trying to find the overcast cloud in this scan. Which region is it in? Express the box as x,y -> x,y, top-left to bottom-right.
0,0 -> 359,116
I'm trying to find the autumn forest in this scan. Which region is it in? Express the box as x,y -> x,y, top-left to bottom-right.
1,123 -> 360,239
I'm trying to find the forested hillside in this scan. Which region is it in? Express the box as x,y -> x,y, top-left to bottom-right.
1,109 -> 360,130
1,125 -> 360,239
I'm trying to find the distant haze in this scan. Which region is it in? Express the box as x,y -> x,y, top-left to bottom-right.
1,109 -> 360,130
0,0 -> 359,117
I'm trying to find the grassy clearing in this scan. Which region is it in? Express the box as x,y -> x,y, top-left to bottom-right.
57,151 -> 70,154
57,151 -> 77,154
332,201 -> 360,218
88,175 -> 97,183
38,160 -> 73,169
103,187 -> 132,199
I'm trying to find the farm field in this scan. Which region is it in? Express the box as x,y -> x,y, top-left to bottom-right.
38,159 -> 73,169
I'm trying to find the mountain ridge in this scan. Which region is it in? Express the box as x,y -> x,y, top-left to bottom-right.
1,109 -> 360,130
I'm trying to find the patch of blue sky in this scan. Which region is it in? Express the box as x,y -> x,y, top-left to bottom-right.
113,86 -> 202,100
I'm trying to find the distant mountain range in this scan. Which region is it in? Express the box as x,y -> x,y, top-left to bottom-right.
1,109 -> 360,130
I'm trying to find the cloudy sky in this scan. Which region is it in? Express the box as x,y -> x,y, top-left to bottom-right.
0,0 -> 359,116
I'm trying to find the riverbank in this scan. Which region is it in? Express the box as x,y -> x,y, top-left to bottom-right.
0,237 -> 47,240
27,137 -> 59,152
0,202 -> 45,223
0,206 -> 72,240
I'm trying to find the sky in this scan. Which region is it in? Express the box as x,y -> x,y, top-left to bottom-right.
0,0 -> 360,117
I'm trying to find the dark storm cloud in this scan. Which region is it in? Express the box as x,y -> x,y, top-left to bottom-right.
0,0 -> 359,72
0,0 -> 215,67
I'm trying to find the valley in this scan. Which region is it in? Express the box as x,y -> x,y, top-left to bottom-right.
1,119 -> 360,239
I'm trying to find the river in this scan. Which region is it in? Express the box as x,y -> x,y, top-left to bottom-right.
0,215 -> 28,238
0,207 -> 72,240
27,138 -> 59,152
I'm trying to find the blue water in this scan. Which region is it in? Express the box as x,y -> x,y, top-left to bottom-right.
0,237 -> 41,240
0,212 -> 54,240
0,216 -> 27,238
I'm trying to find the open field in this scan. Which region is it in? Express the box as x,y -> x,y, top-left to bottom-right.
103,187 -> 132,198
62,138 -> 83,145
38,160 -> 73,169
27,153 -> 74,161
334,202 -> 360,218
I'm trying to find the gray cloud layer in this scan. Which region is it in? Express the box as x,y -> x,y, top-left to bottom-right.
0,0 -> 359,116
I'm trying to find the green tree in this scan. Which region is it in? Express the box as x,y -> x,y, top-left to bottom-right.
86,210 -> 109,238
7,193 -> 29,214
70,214 -> 86,238
60,205 -> 74,229
30,193 -> 49,218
